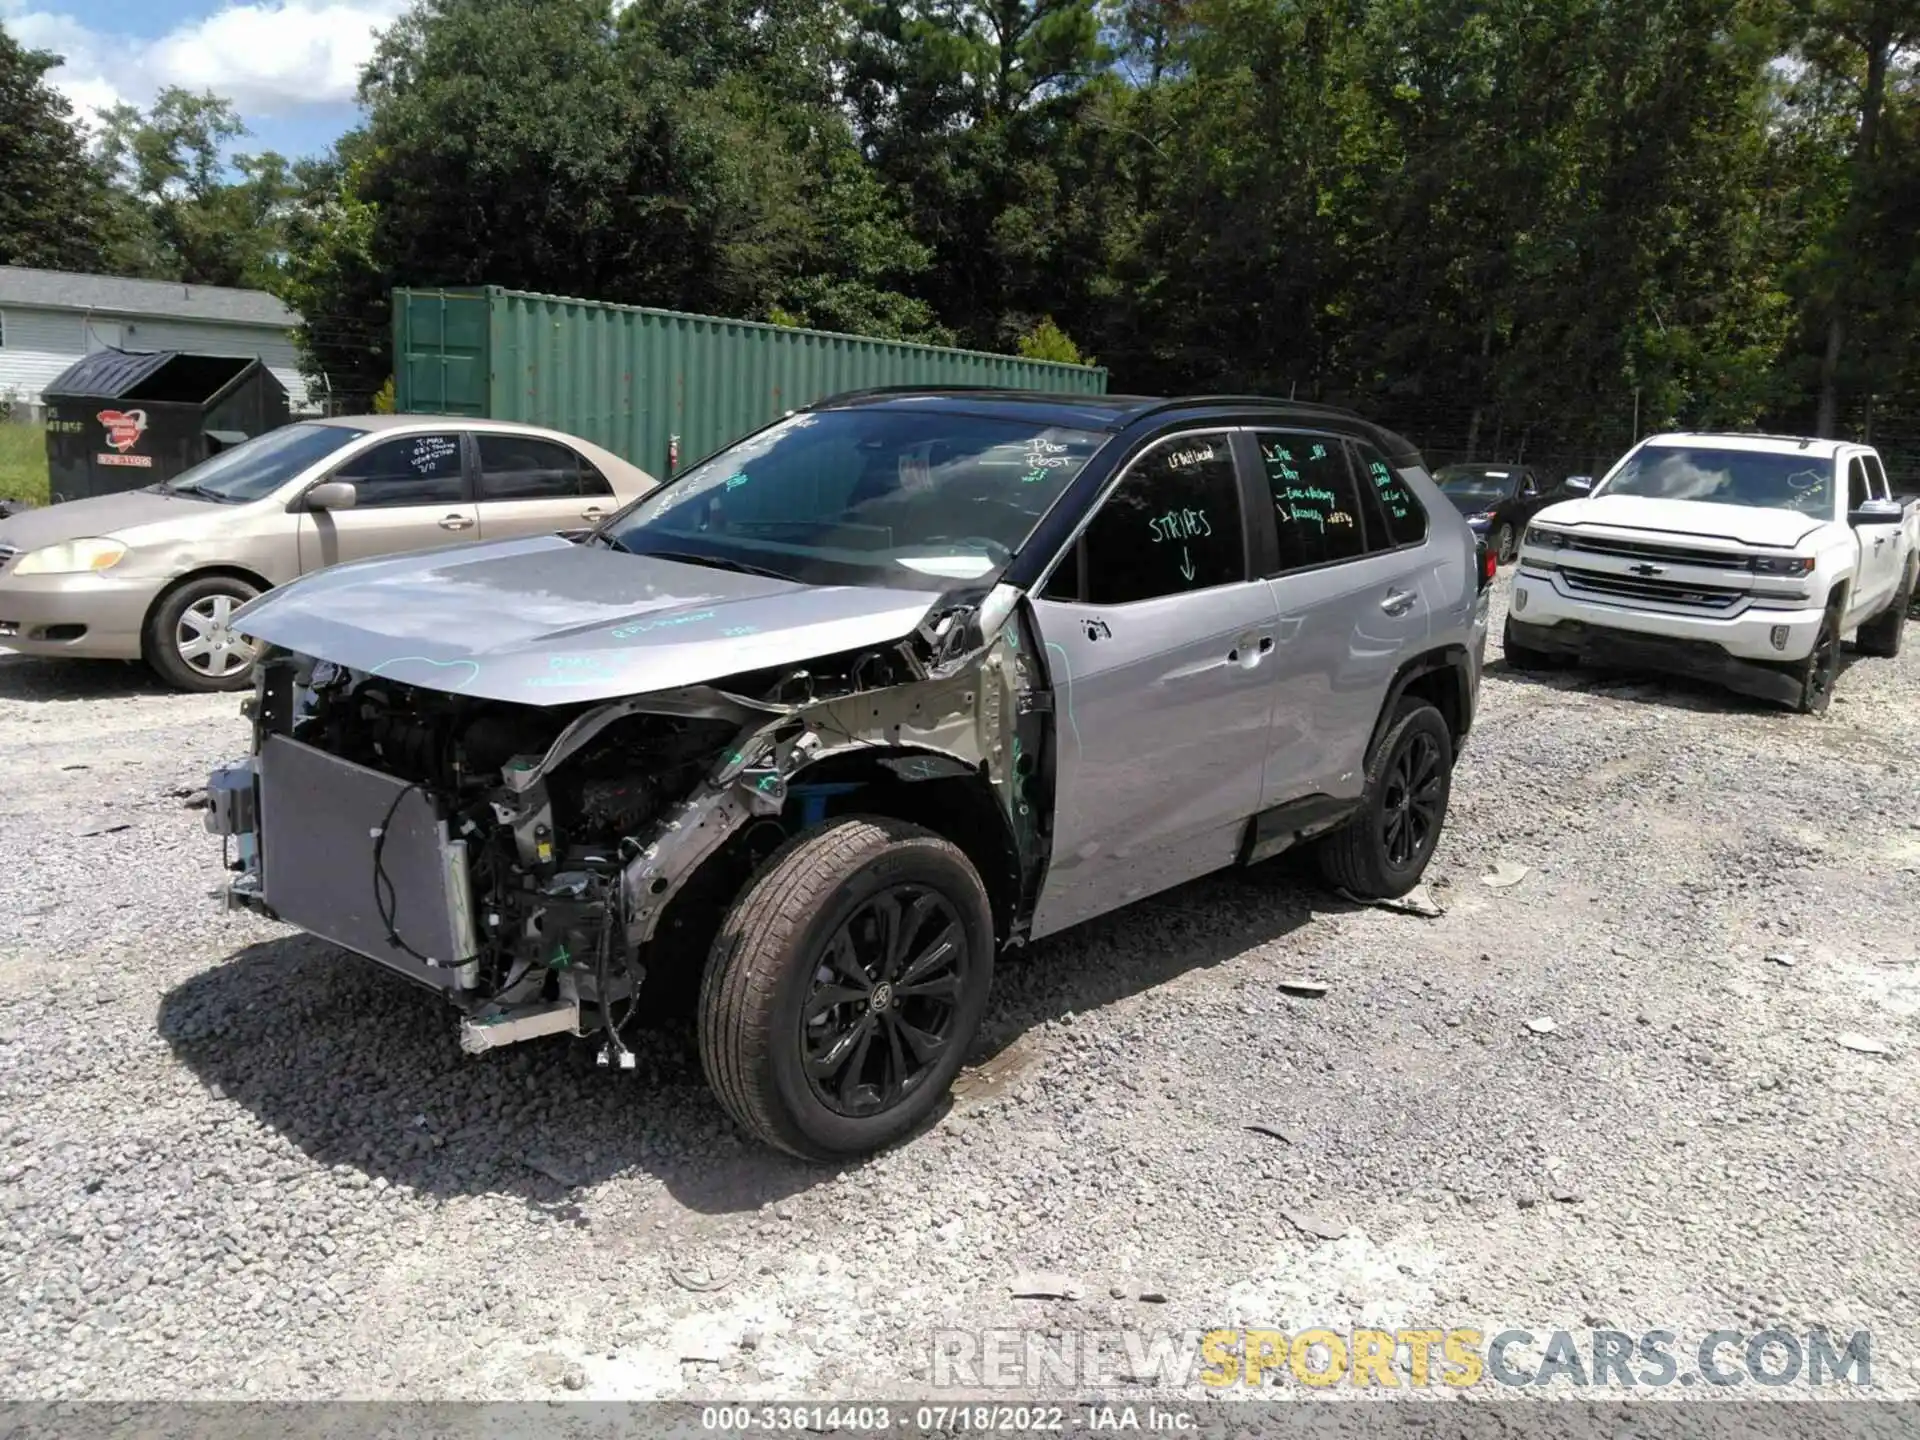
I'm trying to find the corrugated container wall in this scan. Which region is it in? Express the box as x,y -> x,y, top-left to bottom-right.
393,287 -> 1108,476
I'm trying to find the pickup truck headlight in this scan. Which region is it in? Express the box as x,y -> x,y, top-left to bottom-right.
1752,555 -> 1815,576
10,538 -> 129,576
1523,525 -> 1569,549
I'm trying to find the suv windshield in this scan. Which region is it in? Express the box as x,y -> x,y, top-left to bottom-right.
1601,445 -> 1834,515
162,423 -> 366,504
600,408 -> 1106,590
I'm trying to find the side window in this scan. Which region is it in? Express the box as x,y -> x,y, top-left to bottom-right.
1354,441 -> 1428,548
1520,471 -> 1539,496
334,433 -> 465,507
580,457 -> 615,498
1255,432 -> 1366,573
1077,432 -> 1243,605
476,434 -> 583,501
1864,454 -> 1890,501
1847,457 -> 1871,511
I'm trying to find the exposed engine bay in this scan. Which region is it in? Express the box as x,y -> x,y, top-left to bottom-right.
206,588 -> 1052,1062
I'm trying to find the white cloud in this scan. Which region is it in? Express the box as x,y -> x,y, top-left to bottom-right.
4,0 -> 407,122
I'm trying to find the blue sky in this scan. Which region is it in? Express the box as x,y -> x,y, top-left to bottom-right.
2,0 -> 405,159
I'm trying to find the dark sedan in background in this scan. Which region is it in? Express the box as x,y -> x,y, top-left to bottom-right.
1434,462 -> 1558,564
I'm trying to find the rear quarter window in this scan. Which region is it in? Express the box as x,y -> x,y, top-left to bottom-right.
1354,441 -> 1429,547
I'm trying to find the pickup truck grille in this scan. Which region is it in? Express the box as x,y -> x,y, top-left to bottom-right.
1560,534 -> 1754,570
1560,567 -> 1745,611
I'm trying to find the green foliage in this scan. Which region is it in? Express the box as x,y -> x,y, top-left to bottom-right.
15,0 -> 1911,461
1016,317 -> 1090,365
0,421 -> 49,507
94,88 -> 297,288
0,27 -> 116,271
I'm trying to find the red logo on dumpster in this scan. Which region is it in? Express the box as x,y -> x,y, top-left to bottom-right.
97,409 -> 148,452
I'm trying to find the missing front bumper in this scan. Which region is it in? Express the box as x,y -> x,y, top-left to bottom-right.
212,736 -> 480,991
1505,618 -> 1803,706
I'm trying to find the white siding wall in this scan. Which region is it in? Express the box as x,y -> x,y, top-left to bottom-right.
0,305 -> 310,413
0,308 -> 86,415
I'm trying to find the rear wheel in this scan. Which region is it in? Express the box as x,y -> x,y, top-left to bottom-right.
1314,698 -> 1453,900
698,817 -> 994,1160
1854,562 -> 1914,658
144,575 -> 261,692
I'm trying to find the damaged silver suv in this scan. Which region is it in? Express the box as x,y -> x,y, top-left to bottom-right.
206,390 -> 1485,1159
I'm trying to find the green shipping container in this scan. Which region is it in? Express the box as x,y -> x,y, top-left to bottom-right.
392,286 -> 1109,477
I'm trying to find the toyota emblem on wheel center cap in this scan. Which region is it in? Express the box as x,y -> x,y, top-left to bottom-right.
869,983 -> 894,1012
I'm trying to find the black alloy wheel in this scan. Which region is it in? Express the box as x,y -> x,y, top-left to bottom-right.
1379,727 -> 1445,869
802,884 -> 968,1118
1796,613 -> 1839,715
1494,522 -> 1517,565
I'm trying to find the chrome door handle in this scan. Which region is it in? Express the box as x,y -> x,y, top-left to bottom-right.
1381,589 -> 1417,616
439,514 -> 474,531
581,506 -> 606,522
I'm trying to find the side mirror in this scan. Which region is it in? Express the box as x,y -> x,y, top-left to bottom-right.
304,481 -> 358,512
1848,498 -> 1903,527
1562,476 -> 1594,494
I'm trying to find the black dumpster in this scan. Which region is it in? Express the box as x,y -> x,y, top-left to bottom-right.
41,350 -> 292,502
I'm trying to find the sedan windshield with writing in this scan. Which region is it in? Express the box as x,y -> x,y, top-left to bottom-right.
601,410 -> 1104,589
162,423 -> 365,504
1601,446 -> 1833,514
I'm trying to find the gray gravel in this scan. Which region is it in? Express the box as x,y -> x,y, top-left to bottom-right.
2,576 -> 1918,1401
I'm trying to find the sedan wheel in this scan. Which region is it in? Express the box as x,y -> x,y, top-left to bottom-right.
1494,522 -> 1517,565
177,593 -> 257,681
144,575 -> 262,692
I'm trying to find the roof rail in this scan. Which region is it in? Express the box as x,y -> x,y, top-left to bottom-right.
810,385 -> 1015,406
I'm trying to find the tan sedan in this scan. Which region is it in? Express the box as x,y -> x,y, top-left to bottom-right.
0,415 -> 656,690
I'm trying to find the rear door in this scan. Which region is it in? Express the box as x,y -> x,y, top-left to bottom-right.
1248,430 -> 1431,805
472,432 -> 620,541
295,430 -> 478,571
1027,430 -> 1279,939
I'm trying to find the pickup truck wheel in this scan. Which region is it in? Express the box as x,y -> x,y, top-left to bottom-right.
1792,609 -> 1841,714
698,816 -> 994,1160
143,575 -> 262,692
1315,698 -> 1453,900
1501,621 -> 1562,673
1854,563 -> 1914,659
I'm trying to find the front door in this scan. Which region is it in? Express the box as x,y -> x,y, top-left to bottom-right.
1027,430 -> 1278,940
1845,454 -> 1899,622
296,430 -> 479,571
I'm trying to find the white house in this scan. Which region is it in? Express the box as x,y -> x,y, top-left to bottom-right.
0,266 -> 309,416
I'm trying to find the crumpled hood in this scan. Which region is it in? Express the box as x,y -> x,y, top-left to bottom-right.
1533,494 -> 1830,548
232,535 -> 945,704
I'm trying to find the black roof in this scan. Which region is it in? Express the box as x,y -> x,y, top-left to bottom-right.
809,386 -> 1423,465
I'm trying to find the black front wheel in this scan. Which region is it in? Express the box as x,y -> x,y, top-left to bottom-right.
1493,522 -> 1517,565
699,817 -> 994,1160
1791,609 -> 1840,715
1314,698 -> 1454,899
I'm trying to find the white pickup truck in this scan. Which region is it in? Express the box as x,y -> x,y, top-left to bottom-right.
1504,433 -> 1918,713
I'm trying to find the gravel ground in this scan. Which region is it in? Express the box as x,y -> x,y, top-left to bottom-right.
2,575 -> 1918,1403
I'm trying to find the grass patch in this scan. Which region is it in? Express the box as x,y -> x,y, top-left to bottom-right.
0,422 -> 49,507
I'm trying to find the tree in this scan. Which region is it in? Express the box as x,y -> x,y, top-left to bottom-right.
96,89 -> 296,287
0,25 -> 116,272
1797,0 -> 1920,434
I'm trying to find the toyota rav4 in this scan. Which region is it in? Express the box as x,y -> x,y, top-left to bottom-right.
205,390 -> 1487,1158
